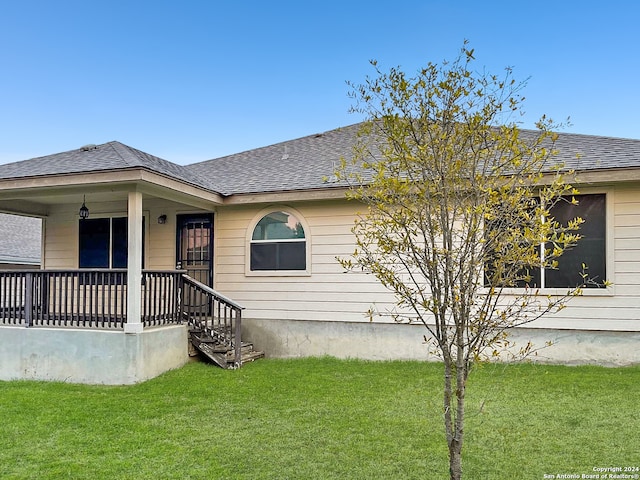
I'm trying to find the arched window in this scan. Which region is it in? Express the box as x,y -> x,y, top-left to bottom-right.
250,210 -> 307,271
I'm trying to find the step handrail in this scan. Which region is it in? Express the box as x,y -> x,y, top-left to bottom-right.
181,274 -> 244,368
181,274 -> 245,311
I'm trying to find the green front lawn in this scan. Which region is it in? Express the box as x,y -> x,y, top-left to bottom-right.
1,358 -> 638,479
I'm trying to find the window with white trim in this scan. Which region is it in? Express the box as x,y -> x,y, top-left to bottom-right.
250,211 -> 306,271
544,193 -> 606,288
485,193 -> 606,289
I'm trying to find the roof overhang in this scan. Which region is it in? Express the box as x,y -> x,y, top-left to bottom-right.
533,167 -> 640,189
0,167 -> 224,216
221,167 -> 640,205
2,164 -> 637,216
571,167 -> 640,185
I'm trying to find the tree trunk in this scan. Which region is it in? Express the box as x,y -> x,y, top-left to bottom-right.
449,367 -> 466,480
449,444 -> 462,480
444,353 -> 467,480
443,359 -> 463,480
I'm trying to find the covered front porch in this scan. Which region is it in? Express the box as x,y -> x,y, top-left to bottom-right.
0,143 -> 258,383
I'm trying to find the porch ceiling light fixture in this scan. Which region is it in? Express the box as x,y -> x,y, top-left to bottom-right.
157,214 -> 167,224
79,195 -> 89,219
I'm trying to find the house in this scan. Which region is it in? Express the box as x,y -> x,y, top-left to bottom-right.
1,123 -> 639,384
0,213 -> 41,268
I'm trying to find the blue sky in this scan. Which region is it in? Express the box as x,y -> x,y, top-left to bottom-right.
1,1 -> 638,165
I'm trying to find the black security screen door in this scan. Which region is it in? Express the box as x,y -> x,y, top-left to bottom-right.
176,214 -> 213,287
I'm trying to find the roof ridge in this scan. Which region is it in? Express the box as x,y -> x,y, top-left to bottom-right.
107,141 -> 225,193
107,141 -> 137,167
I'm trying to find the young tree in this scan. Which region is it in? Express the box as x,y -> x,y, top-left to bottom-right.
339,43 -> 590,480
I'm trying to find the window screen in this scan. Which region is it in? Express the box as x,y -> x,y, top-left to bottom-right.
545,194 -> 606,288
79,218 -> 110,268
79,217 -> 144,269
484,193 -> 606,289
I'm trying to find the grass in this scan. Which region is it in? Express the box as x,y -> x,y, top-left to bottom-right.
1,358 -> 639,479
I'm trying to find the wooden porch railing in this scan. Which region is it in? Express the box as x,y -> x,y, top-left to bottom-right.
0,270 -> 184,329
142,270 -> 184,327
181,274 -> 244,367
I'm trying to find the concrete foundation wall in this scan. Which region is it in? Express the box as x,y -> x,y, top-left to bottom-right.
242,318 -> 640,367
0,325 -> 188,385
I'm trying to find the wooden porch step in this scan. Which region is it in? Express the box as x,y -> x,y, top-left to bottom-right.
189,332 -> 264,369
192,341 -> 229,369
234,349 -> 265,364
191,332 -> 230,345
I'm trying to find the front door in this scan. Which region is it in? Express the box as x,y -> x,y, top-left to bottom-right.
176,214 -> 214,287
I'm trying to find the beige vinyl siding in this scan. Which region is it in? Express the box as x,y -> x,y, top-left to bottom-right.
216,188 -> 640,332
214,200 -> 397,324
44,203 -> 91,269
143,197 -> 211,271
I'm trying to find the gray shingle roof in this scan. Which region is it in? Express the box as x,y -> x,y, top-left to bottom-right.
0,213 -> 41,264
543,131 -> 640,171
0,141 -> 214,190
187,125 -> 640,195
1,124 -> 640,197
185,124 -> 363,195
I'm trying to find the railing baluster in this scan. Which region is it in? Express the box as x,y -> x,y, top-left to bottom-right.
17,273 -> 21,324
90,272 -> 96,327
80,272 -> 86,326
116,272 -> 120,327
10,274 -> 15,322
2,275 -> 7,325
56,272 -> 62,326
142,272 -> 148,326
160,274 -> 167,323
90,271 -> 96,327
107,273 -> 113,327
19,274 -> 25,324
150,273 -> 155,324
24,272 -> 33,327
153,272 -> 157,325
145,273 -> 151,326
234,308 -> 242,367
71,273 -> 76,326
105,273 -> 109,327
1,274 -> 5,324
38,272 -> 44,326
50,272 -> 54,326
62,272 -> 67,325
120,272 -> 126,326
99,272 -> 104,327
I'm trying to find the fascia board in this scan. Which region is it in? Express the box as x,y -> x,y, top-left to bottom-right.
222,187 -> 350,205
0,168 -> 224,207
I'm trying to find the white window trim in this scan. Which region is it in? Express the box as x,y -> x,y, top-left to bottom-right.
245,206 -> 312,277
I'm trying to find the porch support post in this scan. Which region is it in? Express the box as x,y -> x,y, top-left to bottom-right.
124,190 -> 143,334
